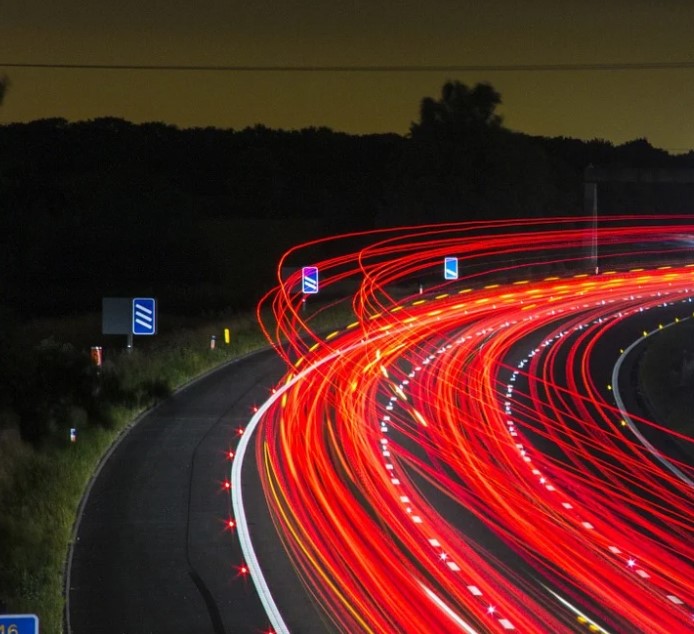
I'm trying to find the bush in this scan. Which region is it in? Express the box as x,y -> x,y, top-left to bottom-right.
0,305 -> 357,630
0,311 -> 266,618
0,338 -> 99,445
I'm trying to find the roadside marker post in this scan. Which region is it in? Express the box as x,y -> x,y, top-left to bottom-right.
302,267 -> 319,294
444,257 -> 459,280
132,298 -> 156,335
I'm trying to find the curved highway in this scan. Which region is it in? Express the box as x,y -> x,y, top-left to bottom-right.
240,217 -> 694,633
69,216 -> 694,633
67,348 -> 327,633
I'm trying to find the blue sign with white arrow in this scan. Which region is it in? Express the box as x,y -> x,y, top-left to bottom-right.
444,257 -> 459,280
302,266 -> 319,294
132,298 -> 156,335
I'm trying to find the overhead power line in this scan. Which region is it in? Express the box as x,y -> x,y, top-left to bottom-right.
2,61 -> 694,72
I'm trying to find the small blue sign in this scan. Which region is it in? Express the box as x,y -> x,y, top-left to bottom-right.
132,298 -> 156,335
302,267 -> 319,294
444,257 -> 458,280
0,615 -> 39,634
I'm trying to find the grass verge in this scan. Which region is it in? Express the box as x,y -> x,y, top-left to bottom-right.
0,301 -> 357,633
0,312 -> 269,633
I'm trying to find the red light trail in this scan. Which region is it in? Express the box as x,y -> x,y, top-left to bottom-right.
233,216 -> 694,633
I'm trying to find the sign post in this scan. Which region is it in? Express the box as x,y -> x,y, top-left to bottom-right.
103,297 -> 157,350
444,257 -> 459,280
302,267 -> 319,294
132,298 -> 156,336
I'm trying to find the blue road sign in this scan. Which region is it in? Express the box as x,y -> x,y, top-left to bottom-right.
302,266 -> 319,294
132,298 -> 156,335
0,615 -> 39,634
444,257 -> 459,280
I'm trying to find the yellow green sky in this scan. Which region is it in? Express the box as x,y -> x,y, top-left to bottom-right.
2,0 -> 693,151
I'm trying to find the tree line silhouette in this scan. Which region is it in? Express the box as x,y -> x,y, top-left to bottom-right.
1,80 -> 693,320
2,79 -> 694,445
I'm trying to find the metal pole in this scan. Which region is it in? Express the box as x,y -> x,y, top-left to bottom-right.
592,182 -> 599,275
127,332 -> 134,352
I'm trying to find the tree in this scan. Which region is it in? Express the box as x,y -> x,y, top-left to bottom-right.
385,81 -> 507,221
0,75 -> 9,105
410,80 -> 502,139
382,80 -> 563,223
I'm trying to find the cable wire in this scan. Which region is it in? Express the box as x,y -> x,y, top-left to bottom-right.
2,61 -> 694,72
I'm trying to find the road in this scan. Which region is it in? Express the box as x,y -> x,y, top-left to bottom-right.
67,348 -> 326,633
247,220 -> 694,633
70,219 -> 694,633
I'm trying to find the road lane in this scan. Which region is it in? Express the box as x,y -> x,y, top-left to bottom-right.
68,348 -> 325,633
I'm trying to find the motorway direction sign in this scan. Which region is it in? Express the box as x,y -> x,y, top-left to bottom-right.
0,614 -> 39,634
302,266 -> 319,294
444,257 -> 459,280
132,298 -> 157,335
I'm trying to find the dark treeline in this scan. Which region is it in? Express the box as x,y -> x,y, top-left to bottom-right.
2,80 -> 694,320
2,79 -> 694,447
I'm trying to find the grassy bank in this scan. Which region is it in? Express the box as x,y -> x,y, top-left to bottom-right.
0,301 -> 357,633
0,312 -> 269,633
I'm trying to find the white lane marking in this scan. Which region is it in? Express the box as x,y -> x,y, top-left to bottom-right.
611,315 -> 694,489
420,582 -> 480,634
544,585 -> 612,634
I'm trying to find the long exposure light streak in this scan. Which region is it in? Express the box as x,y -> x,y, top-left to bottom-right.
233,216 -> 694,633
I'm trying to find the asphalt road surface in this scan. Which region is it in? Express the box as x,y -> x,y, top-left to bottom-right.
67,303 -> 691,633
67,347 -> 326,634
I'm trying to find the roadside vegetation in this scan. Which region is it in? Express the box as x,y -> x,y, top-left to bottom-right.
2,75 -> 693,633
0,300 -> 356,633
3,82 -> 693,321
0,311 -> 268,632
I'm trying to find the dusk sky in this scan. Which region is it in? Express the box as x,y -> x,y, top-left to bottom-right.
2,0 -> 694,151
